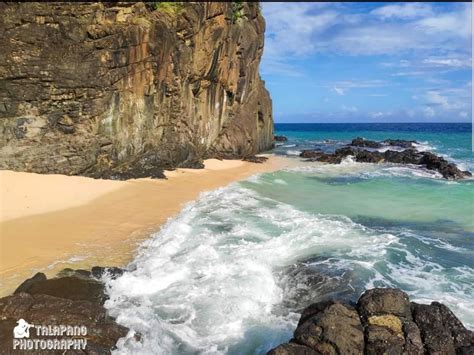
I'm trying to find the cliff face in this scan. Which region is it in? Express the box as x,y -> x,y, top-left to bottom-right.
0,2 -> 273,177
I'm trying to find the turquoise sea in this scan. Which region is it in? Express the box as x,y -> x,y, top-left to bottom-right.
105,123 -> 473,354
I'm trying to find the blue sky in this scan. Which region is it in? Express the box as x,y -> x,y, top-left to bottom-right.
260,2 -> 472,123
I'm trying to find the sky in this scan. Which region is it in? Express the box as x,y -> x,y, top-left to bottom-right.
260,2 -> 472,123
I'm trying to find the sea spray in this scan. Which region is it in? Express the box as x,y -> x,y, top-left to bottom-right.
105,123 -> 473,353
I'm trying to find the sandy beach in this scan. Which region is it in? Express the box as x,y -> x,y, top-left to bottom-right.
0,156 -> 294,296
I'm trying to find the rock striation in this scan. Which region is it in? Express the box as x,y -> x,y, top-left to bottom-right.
0,268 -> 127,354
300,138 -> 472,180
268,288 -> 474,355
0,2 -> 273,178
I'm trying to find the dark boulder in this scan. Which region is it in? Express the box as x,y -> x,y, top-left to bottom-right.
383,149 -> 422,165
268,343 -> 318,355
274,135 -> 288,142
419,152 -> 472,180
14,272 -> 47,294
412,302 -> 474,354
334,146 -> 358,157
15,275 -> 106,303
350,137 -> 382,149
292,301 -> 364,354
267,288 -> 474,355
357,288 -> 411,319
354,150 -> 384,164
299,139 -> 472,180
91,266 -> 125,280
0,269 -> 129,354
383,139 -> 418,148
300,150 -> 323,159
243,156 -> 269,164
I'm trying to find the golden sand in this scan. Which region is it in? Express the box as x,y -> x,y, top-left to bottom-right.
0,156 -> 295,296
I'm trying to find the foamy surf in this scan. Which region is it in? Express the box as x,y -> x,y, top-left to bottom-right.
105,178 -> 474,354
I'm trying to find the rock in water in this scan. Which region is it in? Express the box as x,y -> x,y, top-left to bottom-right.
0,2 -> 273,178
383,139 -> 418,148
267,288 -> 474,355
299,139 -> 472,180
274,135 -> 288,142
350,137 -> 382,149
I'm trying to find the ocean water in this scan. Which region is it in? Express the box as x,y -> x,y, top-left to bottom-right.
105,123 -> 473,354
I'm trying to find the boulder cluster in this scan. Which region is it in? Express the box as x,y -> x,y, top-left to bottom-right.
0,268 -> 127,354
269,288 -> 474,355
300,138 -> 472,180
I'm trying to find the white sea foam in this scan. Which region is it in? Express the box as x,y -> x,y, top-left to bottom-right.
104,186 -> 424,353
105,178 -> 473,354
285,150 -> 301,156
413,141 -> 436,152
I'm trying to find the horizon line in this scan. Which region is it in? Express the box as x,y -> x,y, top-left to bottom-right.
274,121 -> 472,124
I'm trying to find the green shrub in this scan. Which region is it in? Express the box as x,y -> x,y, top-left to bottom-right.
151,2 -> 184,15
231,1 -> 245,23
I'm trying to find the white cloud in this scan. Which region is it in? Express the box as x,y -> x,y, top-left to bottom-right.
422,58 -> 471,68
415,4 -> 472,39
333,87 -> 345,95
425,91 -> 450,108
371,3 -> 434,20
423,107 -> 436,117
371,112 -> 384,118
262,2 -> 471,62
342,105 -> 358,112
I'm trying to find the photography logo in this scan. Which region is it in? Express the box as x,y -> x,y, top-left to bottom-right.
12,319 -> 87,351
13,319 -> 33,339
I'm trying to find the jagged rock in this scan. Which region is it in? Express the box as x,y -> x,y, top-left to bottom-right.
420,152 -> 472,180
268,288 -> 474,355
350,137 -> 382,149
91,266 -> 124,280
243,156 -> 269,163
14,274 -> 106,303
13,272 -> 47,294
412,302 -> 474,354
299,142 -> 471,180
358,288 -> 411,319
403,320 -> 424,354
268,343 -> 318,355
293,301 -> 364,354
383,149 -> 421,164
383,139 -> 418,148
274,135 -> 288,142
56,268 -> 92,279
354,150 -> 384,163
0,270 -> 128,354
365,324 -> 405,355
0,2 -> 273,177
300,150 -> 324,159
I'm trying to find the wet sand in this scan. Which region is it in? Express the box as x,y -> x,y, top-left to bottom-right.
0,156 -> 295,295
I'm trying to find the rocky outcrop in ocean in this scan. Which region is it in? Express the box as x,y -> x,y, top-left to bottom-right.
300,138 -> 472,180
268,288 -> 474,355
0,2 -> 273,178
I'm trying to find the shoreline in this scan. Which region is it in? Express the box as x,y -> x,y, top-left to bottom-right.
0,155 -> 297,296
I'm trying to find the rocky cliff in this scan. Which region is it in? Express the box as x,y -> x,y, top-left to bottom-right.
0,2 -> 273,177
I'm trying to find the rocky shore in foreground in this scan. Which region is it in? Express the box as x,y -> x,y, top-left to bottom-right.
299,137 -> 472,180
0,268 -> 127,354
269,288 -> 474,355
1,270 -> 473,354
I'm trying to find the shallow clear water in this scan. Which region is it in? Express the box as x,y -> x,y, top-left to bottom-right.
105,123 -> 473,354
